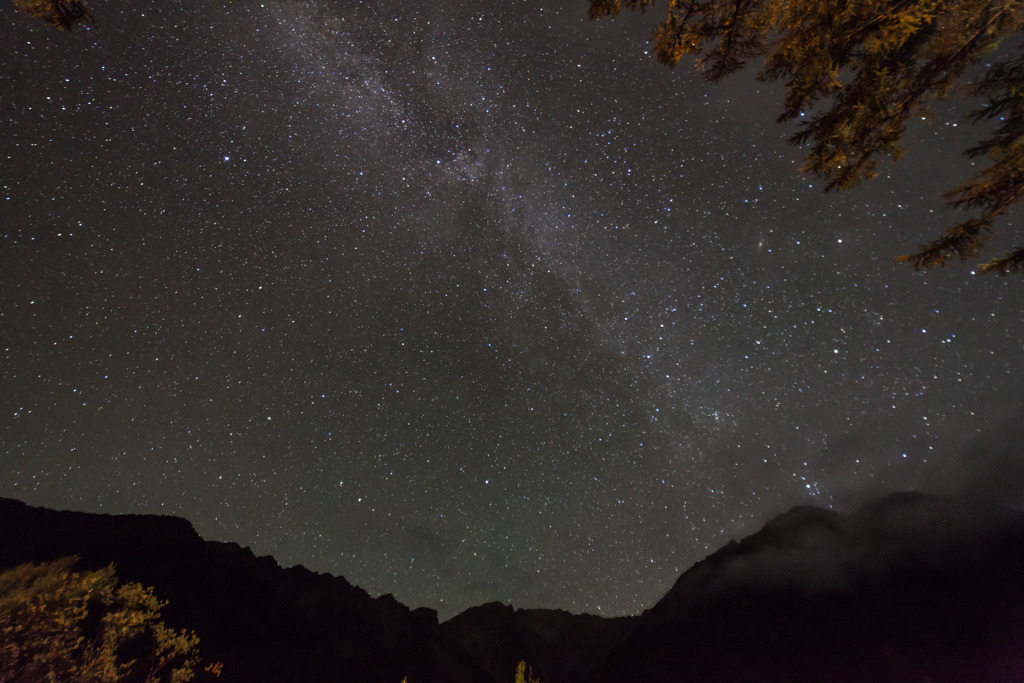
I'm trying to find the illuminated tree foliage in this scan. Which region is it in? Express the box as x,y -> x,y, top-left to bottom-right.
0,557 -> 221,683
12,0 -> 92,30
513,660 -> 541,683
590,0 -> 1024,274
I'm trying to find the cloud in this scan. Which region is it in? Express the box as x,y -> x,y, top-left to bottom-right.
932,413 -> 1024,509
664,491 -> 1023,605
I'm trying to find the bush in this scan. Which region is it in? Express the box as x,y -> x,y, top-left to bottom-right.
0,557 -> 220,683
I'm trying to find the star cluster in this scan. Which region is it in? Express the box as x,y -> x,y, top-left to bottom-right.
2,0 -> 1023,619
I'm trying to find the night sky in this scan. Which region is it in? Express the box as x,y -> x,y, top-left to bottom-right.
2,0 -> 1023,619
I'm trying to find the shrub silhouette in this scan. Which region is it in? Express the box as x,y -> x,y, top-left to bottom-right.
513,660 -> 540,683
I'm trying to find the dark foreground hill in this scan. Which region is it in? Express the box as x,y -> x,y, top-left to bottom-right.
2,492 -> 1023,682
608,492 -> 1024,682
0,497 -> 486,683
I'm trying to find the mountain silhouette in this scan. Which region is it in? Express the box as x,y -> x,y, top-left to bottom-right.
2,492 -> 1023,682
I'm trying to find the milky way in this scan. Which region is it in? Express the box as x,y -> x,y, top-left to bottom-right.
2,0 -> 1023,619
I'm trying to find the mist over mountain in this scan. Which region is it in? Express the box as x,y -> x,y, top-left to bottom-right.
614,491 -> 1024,681
3,492 -> 1023,682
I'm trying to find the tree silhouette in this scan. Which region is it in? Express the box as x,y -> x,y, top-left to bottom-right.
590,0 -> 1024,274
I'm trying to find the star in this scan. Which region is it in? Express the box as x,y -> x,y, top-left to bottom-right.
1,0 -> 1022,621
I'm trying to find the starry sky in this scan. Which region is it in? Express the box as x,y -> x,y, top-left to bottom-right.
2,0 -> 1023,620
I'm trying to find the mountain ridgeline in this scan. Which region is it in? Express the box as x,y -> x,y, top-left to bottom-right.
2,493 -> 1023,682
